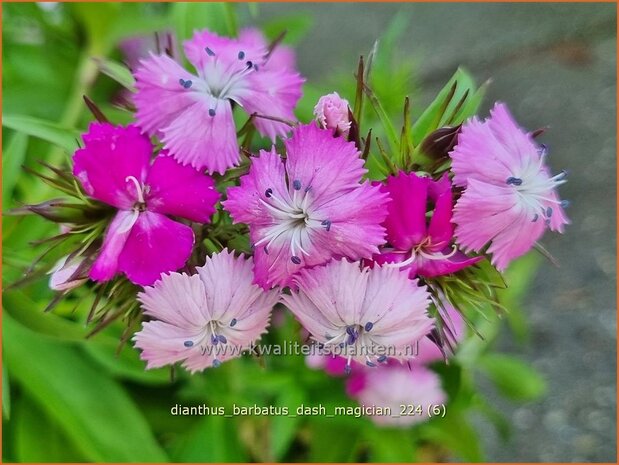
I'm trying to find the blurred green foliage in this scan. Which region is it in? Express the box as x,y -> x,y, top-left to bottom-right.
3,3 -> 546,462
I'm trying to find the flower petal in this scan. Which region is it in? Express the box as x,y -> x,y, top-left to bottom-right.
90,210 -> 137,282
133,53 -> 200,136
73,123 -> 152,209
160,95 -> 239,174
118,211 -> 194,286
146,154 -> 220,223
382,173 -> 430,250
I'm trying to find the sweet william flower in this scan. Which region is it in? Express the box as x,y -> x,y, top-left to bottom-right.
450,103 -> 569,270
372,172 -> 482,278
73,123 -> 220,286
349,363 -> 446,427
282,259 -> 433,371
133,249 -> 278,372
133,28 -> 304,174
314,92 -> 351,137
224,123 -> 389,288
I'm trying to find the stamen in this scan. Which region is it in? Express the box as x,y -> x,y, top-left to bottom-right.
344,363 -> 352,375
178,78 -> 192,89
230,318 -> 237,327
184,340 -> 194,347
246,60 -> 253,69
366,361 -> 376,367
208,109 -> 216,117
560,200 -> 570,208
125,176 -> 145,204
291,255 -> 301,265
321,220 -> 332,232
377,355 -> 388,363
205,47 -> 215,56
546,207 -> 553,217
211,335 -> 219,345
364,322 -> 374,332
532,214 -> 539,222
265,188 -> 273,198
217,335 -> 227,344
292,179 -> 302,191
539,144 -> 548,156
506,176 -> 523,186
238,51 -> 245,60
213,359 -> 222,368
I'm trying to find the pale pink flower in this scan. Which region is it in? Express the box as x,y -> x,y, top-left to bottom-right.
351,364 -> 446,427
450,103 -> 569,270
133,249 -> 278,372
224,123 -> 388,288
133,28 -> 304,174
282,259 -> 433,371
313,92 -> 351,137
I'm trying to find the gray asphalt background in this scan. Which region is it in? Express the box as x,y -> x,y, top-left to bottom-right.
257,3 -> 617,462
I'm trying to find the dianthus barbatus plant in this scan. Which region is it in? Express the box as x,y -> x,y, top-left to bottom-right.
11,25 -> 568,406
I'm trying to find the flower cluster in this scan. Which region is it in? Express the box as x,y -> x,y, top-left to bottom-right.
21,26 -> 568,429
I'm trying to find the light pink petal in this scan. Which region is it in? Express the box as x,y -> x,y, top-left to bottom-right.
89,210 -> 137,282
73,123 -> 152,209
160,95 -> 239,174
454,179 -> 546,271
223,148 -> 291,226
284,123 -> 365,202
117,211 -> 194,286
381,173 -> 430,250
233,68 -> 304,141
133,53 -> 199,136
146,154 -> 220,223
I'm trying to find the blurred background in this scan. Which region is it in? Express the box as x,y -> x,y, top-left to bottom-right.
2,2 -> 616,463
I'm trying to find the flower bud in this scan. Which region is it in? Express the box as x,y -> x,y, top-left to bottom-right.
313,92 -> 352,136
49,255 -> 88,291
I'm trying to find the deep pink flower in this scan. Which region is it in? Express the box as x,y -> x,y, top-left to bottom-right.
134,249 -> 278,372
224,123 -> 389,288
282,259 -> 433,371
314,92 -> 351,137
133,28 -> 304,174
350,364 -> 446,427
73,123 -> 219,286
372,172 -> 481,278
450,103 -> 569,270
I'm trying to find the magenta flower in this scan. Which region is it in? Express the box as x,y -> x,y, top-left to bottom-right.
133,249 -> 278,372
282,259 -> 433,371
314,92 -> 351,137
133,28 -> 304,174
224,123 -> 389,288
349,364 -> 446,427
372,172 -> 481,278
73,123 -> 219,286
450,103 -> 569,270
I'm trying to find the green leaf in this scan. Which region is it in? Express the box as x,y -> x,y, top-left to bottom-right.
412,68 -> 477,145
2,132 -> 28,210
3,313 -> 168,462
308,420 -> 361,462
170,415 -> 248,462
94,57 -> 136,91
69,3 -> 120,54
479,353 -> 547,401
3,363 -> 10,420
262,14 -> 314,45
270,385 -> 305,460
172,2 -> 232,41
2,115 -> 80,153
420,413 -> 484,461
367,427 -> 417,462
14,395 -> 86,462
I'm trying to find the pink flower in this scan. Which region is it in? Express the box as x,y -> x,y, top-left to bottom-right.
350,364 -> 446,427
224,123 -> 389,288
73,123 -> 220,286
372,172 -> 482,278
282,259 -> 433,371
314,92 -> 351,137
415,302 -> 465,365
133,249 -> 278,372
450,103 -> 569,270
133,28 -> 304,174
